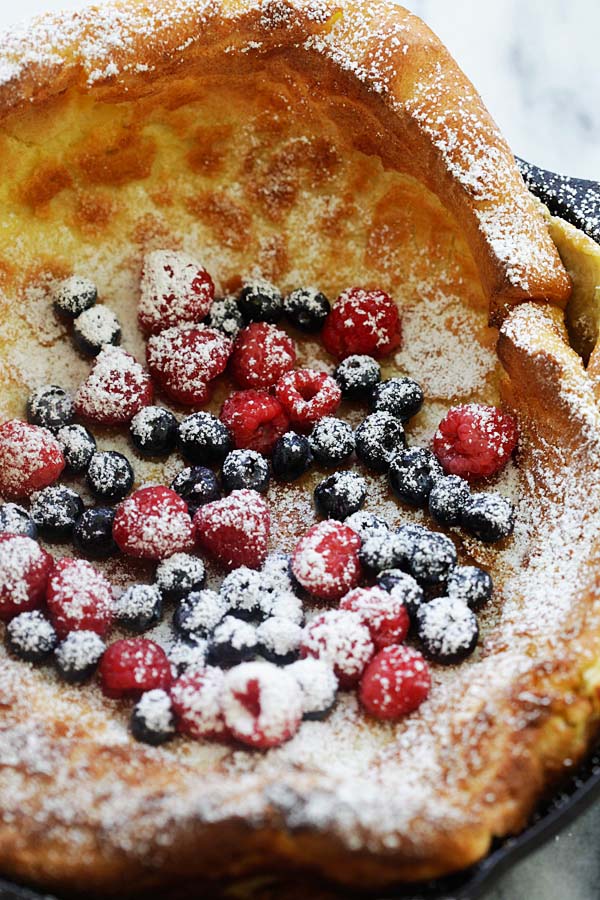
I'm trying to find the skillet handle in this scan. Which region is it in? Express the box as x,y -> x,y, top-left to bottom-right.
517,158 -> 600,245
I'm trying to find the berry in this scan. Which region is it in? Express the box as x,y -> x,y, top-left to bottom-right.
377,569 -> 425,618
359,645 -> 430,719
221,661 -> 302,748
221,449 -> 270,494
6,610 -> 57,663
286,658 -> 338,720
322,287 -> 401,360
130,406 -> 178,458
30,486 -> 84,541
291,521 -> 361,601
54,631 -> 106,683
220,389 -> 289,455
46,558 -> 114,638
355,412 -> 406,472
265,591 -> 304,626
0,503 -> 36,538
334,354 -> 381,400
75,346 -> 153,426
99,638 -> 173,699
389,447 -> 443,507
314,471 -> 367,520
301,610 -> 374,688
208,616 -> 258,667
238,280 -> 283,324
165,635 -> 208,675
276,369 -> 341,429
26,384 -> 74,432
272,432 -> 313,482
283,287 -> 330,332
173,590 -> 227,638
177,412 -> 232,465
146,325 -> 232,406
428,475 -> 471,527
131,689 -> 175,745
115,585 -> 163,633
344,511 -> 389,541
0,420 -> 65,499
139,249 -> 214,335
53,275 -> 97,318
206,296 -> 244,340
461,493 -> 515,542
370,377 -> 424,421
447,566 -> 493,609
340,586 -> 409,649
394,522 -> 430,569
86,451 -> 134,504
113,486 -> 194,560
358,531 -> 404,574
194,490 -> 270,570
309,417 -> 354,467
57,424 -> 96,473
0,535 -> 53,620
72,508 -> 117,559
155,552 -> 206,602
171,667 -> 227,740
408,530 -> 457,586
170,466 -> 221,515
219,566 -> 271,621
416,596 -> 479,664
73,306 -> 121,356
433,403 -> 518,481
261,551 -> 295,594
231,323 -> 296,389
256,617 -> 302,665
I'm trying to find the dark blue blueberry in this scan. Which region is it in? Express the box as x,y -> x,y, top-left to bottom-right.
155,553 -> 206,602
447,566 -> 493,609
388,448 -> 443,507
238,281 -> 283,324
130,406 -> 178,458
6,611 -> 57,663
206,297 -> 244,340
207,616 -> 258,667
86,451 -> 134,504
173,590 -> 227,638
461,493 -> 515,543
0,503 -> 37,538
27,384 -> 74,433
343,511 -> 389,541
428,475 -> 471,527
283,288 -> 330,332
57,424 -> 96,473
333,354 -> 381,400
165,635 -> 208,675
72,305 -> 121,356
30,486 -> 84,541
272,432 -> 313,482
55,631 -> 106,683
355,411 -> 406,472
359,531 -> 405,574
73,507 -> 117,559
222,449 -> 270,493
53,276 -> 97,319
115,585 -> 163,633
416,596 -> 478,664
220,567 -> 271,622
256,617 -> 302,665
408,530 -> 457,586
177,412 -> 232,465
314,470 -> 367,520
376,569 -> 424,618
371,377 -> 424,422
170,466 -> 221,515
131,690 -> 175,746
309,417 -> 354,466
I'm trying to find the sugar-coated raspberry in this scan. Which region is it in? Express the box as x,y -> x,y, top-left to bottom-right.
146,325 -> 232,406
0,420 -> 65,499
340,586 -> 410,649
291,521 -> 362,601
359,645 -> 431,719
433,403 -> 518,481
46,557 -> 114,638
74,346 -> 153,425
139,249 -> 215,335
231,323 -> 296,390
113,486 -> 194,561
221,661 -> 302,748
194,489 -> 270,570
275,369 -> 342,429
170,667 -> 227,739
99,637 -> 173,699
0,534 -> 54,620
301,610 -> 374,688
321,287 -> 402,360
220,389 -> 289,455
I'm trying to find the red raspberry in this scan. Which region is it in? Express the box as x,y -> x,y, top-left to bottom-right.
46,558 -> 114,638
171,667 -> 227,740
221,661 -> 302,748
340,586 -> 410,650
0,534 -> 54,620
194,489 -> 270,570
275,369 -> 342,429
139,249 -> 215,335
220,389 -> 289,455
291,521 -> 362,601
359,645 -> 430,720
0,420 -> 65,499
433,403 -> 518,481
113,486 -> 194,560
301,610 -> 374,688
99,638 -> 173,699
75,346 -> 153,426
322,287 -> 402,360
231,323 -> 296,390
146,324 -> 232,406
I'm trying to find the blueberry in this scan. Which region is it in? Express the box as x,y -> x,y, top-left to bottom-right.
30,486 -> 84,541
261,551 -> 295,594
130,406 -> 178,458
115,585 -> 163,633
238,280 -> 283,324
256,617 -> 302,665
72,507 -> 117,559
165,634 -> 208,675
177,412 -> 232,465
447,566 -> 493,609
309,417 -> 354,466
170,466 -> 221,515
155,552 -> 206,602
394,522 -> 430,569
26,384 -> 74,432
408,530 -> 457,586
72,305 -> 121,356
461,493 -> 515,543
286,658 -> 338,720
355,411 -> 406,472
222,449 -> 270,493
54,631 -> 106,683
371,377 -> 424,421
207,615 -> 258,667
57,424 -> 96,473
314,470 -> 367,520
272,432 -> 313,482
6,611 -> 57,663
131,689 -> 175,746
53,275 -> 97,319
283,288 -> 330,332
173,589 -> 227,638
416,596 -> 479,664
266,591 -> 305,626
359,531 -> 405,574
220,567 -> 271,621
428,475 -> 471,527
333,354 -> 381,400
389,448 -> 443,507
0,503 -> 37,538
87,451 -> 134,504
377,569 -> 424,618
344,511 -> 389,541
206,297 -> 244,340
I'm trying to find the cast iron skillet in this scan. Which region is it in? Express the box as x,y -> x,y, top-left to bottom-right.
0,160 -> 598,900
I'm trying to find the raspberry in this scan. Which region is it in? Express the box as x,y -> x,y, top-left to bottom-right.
113,486 -> 194,560
291,521 -> 362,601
321,287 -> 402,360
99,638 -> 173,699
171,667 -> 227,739
46,558 -> 114,638
221,661 -> 302,748
74,346 -> 153,425
230,323 -> 296,390
340,586 -> 410,650
359,645 -> 431,720
139,250 -> 215,335
194,489 -> 270,570
433,403 -> 518,481
146,325 -> 232,406
0,421 -> 65,499
275,369 -> 342,429
220,389 -> 289,455
0,534 -> 54,620
301,610 -> 374,688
